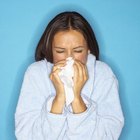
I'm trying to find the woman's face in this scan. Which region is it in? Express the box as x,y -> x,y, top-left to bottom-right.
52,30 -> 90,64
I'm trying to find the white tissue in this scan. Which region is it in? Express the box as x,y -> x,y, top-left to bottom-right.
58,57 -> 74,106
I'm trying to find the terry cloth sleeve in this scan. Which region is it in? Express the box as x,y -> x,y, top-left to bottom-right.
64,77 -> 124,140
15,63 -> 67,140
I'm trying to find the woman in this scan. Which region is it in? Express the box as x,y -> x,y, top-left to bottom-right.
15,11 -> 124,140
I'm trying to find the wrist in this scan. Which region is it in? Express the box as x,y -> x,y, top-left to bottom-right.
71,96 -> 87,114
72,95 -> 82,103
55,95 -> 65,103
50,96 -> 65,114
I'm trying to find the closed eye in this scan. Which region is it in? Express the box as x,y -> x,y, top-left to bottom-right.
56,50 -> 65,53
74,50 -> 83,53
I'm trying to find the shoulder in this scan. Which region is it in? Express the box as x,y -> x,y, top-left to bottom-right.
95,60 -> 117,80
93,61 -> 119,100
28,60 -> 46,70
25,60 -> 47,76
21,60 -> 52,96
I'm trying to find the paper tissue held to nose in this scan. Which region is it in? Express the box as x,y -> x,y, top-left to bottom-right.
58,57 -> 74,106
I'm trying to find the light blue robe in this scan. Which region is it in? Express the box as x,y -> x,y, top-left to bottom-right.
15,54 -> 124,140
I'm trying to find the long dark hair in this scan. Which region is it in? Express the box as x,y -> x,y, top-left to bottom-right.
35,11 -> 99,63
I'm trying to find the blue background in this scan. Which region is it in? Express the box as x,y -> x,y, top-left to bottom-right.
0,0 -> 140,139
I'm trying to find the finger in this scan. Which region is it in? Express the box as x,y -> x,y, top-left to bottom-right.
74,60 -> 84,77
54,60 -> 66,66
80,64 -> 88,81
73,63 -> 79,81
74,60 -> 88,81
51,68 -> 62,83
52,62 -> 66,72
76,60 -> 87,79
52,64 -> 62,72
83,65 -> 88,81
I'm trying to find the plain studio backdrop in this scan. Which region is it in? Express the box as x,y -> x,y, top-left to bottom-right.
0,0 -> 140,139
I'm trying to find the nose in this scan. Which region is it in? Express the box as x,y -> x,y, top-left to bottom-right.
66,51 -> 73,58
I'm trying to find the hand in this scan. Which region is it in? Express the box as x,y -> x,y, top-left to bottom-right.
50,60 -> 67,114
71,60 -> 88,113
73,60 -> 88,100
50,60 -> 66,101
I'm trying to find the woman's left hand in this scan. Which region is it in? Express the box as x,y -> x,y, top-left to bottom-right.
73,60 -> 88,100
71,60 -> 88,113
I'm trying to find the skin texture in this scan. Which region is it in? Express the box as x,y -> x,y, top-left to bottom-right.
50,29 -> 90,114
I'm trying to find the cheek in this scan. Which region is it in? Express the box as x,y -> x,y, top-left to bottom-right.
74,53 -> 88,64
53,53 -> 66,64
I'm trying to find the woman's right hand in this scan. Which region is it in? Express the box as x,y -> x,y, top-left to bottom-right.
49,60 -> 66,114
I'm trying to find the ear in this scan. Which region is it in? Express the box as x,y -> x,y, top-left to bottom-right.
88,50 -> 90,54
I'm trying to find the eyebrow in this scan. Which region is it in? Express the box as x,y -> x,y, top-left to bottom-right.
73,46 -> 84,49
54,47 -> 65,49
54,46 -> 85,49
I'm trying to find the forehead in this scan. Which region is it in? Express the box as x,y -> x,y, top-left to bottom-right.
53,30 -> 86,45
